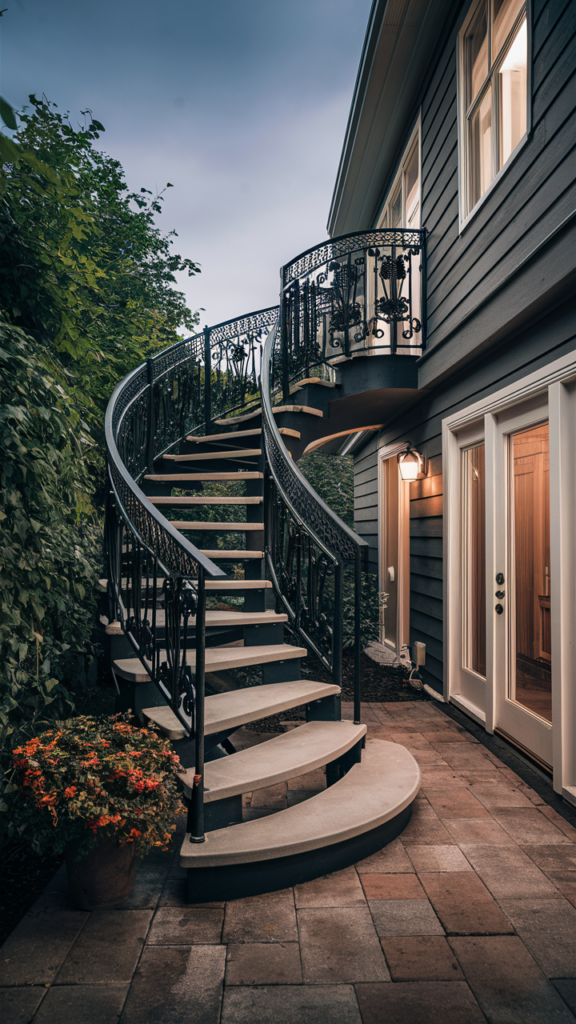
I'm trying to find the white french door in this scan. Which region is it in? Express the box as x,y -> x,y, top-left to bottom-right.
491,395 -> 553,767
379,454 -> 410,654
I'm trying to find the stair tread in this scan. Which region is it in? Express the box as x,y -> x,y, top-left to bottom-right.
185,427 -> 300,442
200,550 -> 263,559
205,579 -> 271,590
149,496 -> 263,505
180,739 -> 420,866
106,609 -> 287,630
144,679 -> 340,739
145,473 -> 264,481
115,643 -> 306,686
174,449 -> 261,460
215,405 -> 323,426
180,721 -> 367,802
171,521 -> 264,531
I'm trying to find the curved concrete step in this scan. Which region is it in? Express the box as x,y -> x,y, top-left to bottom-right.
115,642 -> 306,684
180,720 -> 366,801
180,739 -> 420,867
144,679 -> 339,739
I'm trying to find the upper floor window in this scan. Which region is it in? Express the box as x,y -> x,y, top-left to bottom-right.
377,124 -> 420,230
459,0 -> 528,220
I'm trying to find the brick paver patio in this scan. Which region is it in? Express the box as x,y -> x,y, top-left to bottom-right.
1,700 -> 575,1023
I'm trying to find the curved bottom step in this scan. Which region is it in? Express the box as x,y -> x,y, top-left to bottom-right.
181,739 -> 420,903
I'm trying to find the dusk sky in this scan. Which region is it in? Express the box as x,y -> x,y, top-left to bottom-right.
2,0 -> 372,328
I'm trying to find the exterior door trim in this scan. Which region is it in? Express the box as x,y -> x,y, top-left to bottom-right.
378,443 -> 410,654
443,349 -> 576,800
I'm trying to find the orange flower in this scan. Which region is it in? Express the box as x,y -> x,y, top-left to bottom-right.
63,786 -> 77,799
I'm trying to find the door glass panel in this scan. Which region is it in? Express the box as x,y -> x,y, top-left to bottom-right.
510,422 -> 551,722
462,444 -> 486,676
383,457 -> 399,648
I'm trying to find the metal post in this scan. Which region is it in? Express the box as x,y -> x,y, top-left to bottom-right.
354,553 -> 362,725
146,357 -> 155,473
189,566 -> 206,843
420,228 -> 427,351
203,327 -> 212,431
333,560 -> 343,694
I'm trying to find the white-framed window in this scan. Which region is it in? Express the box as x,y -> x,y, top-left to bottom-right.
458,0 -> 529,223
377,121 -> 421,230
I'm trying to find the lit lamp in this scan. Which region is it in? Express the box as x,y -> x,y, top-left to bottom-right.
398,446 -> 427,481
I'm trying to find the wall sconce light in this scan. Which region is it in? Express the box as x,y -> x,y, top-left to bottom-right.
398,446 -> 427,481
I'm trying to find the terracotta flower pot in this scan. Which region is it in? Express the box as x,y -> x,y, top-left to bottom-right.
65,835 -> 136,910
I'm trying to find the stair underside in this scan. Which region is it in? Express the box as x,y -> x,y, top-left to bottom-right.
144,472 -> 263,482
114,642 -> 306,685
180,739 -> 420,867
180,720 -> 366,801
144,680 -> 339,738
170,448 -> 261,460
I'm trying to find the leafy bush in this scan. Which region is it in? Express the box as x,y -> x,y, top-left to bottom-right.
0,321 -> 100,832
297,450 -> 382,649
7,714 -> 185,857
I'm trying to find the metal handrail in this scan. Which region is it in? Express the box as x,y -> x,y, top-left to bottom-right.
261,323 -> 368,723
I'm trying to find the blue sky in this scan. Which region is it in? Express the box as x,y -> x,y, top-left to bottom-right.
2,0 -> 372,327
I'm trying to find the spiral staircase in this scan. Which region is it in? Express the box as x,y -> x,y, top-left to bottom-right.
104,229 -> 424,902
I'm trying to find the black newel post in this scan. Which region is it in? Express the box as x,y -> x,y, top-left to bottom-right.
354,553 -> 362,725
189,566 -> 206,843
204,326 -> 212,431
333,560 -> 343,692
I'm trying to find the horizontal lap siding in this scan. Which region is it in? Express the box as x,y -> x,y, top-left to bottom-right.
410,464 -> 444,692
353,434 -> 379,574
421,0 -> 576,361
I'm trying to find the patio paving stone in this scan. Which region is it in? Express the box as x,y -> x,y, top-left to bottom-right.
0,987 -> 46,1024
404,844 -> 473,872
249,782 -> 287,808
380,935 -> 464,981
355,838 -> 415,874
287,767 -> 326,790
33,984 -> 128,1024
424,787 -> 491,819
552,980 -> 576,1016
224,942 -> 302,986
294,866 -> 366,907
443,816 -> 513,845
497,897 -> 576,977
521,844 -> 576,872
542,870 -> 576,907
429,742 -> 496,769
0,910 -> 89,986
120,945 -> 225,1024
57,910 -> 152,984
221,984 -> 362,1023
419,766 -> 463,786
419,871 -> 514,935
222,889 -> 297,943
539,805 -> 576,841
146,907 -> 224,945
297,906 -> 390,982
468,781 -> 535,810
449,935 -> 575,1023
355,980 -> 485,1023
368,898 -> 444,936
397,815 -> 455,844
360,874 -> 425,899
493,808 -> 573,845
460,843 -> 564,898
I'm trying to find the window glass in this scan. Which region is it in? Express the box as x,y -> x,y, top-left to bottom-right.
465,0 -> 488,107
389,187 -> 402,229
493,0 -> 523,59
377,127 -> 420,230
469,85 -> 493,209
462,444 -> 486,677
405,145 -> 420,227
499,18 -> 527,166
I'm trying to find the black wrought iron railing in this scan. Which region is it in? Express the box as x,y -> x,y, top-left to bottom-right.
276,228 -> 425,401
105,227 -> 426,839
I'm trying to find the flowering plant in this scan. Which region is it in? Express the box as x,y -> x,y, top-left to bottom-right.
8,714 -> 185,857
